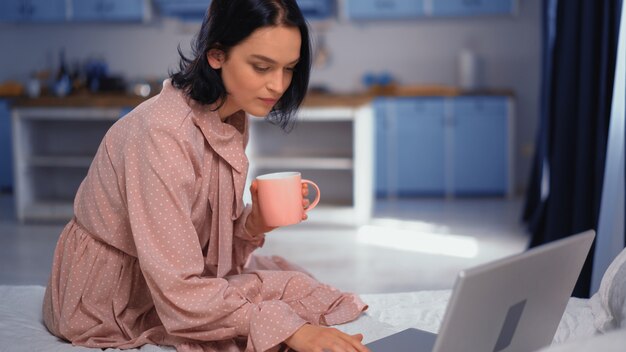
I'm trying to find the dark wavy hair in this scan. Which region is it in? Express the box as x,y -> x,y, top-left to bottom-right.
170,0 -> 311,131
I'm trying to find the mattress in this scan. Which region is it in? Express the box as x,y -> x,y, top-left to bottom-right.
0,285 -> 602,352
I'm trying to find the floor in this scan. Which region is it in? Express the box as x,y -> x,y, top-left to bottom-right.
0,194 -> 529,294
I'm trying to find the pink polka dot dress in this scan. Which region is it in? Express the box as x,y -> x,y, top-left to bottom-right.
42,80 -> 367,352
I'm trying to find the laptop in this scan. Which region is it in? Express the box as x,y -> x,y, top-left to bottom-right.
366,230 -> 595,352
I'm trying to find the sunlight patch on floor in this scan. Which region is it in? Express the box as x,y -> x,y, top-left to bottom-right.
357,218 -> 479,258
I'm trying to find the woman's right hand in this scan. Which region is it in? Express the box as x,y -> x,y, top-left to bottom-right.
245,180 -> 277,236
284,324 -> 370,352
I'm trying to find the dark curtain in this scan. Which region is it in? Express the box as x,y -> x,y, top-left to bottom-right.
522,0 -> 623,298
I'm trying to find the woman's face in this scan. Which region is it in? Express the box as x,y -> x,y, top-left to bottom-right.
208,25 -> 301,119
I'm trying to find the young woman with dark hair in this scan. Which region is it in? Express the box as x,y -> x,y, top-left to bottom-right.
170,0 -> 311,131
42,1 -> 369,351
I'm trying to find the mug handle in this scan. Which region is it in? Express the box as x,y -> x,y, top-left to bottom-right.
301,179 -> 320,212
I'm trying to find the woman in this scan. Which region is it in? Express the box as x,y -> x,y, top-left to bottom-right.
42,0 -> 369,351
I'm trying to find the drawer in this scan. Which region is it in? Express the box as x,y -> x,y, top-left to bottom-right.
296,0 -> 334,19
346,0 -> 424,19
72,0 -> 145,21
0,0 -> 67,22
431,0 -> 515,16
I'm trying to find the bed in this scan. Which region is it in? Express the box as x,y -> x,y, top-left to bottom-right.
2,247 -> 625,352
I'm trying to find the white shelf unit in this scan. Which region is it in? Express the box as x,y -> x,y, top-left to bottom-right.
12,107 -> 122,222
13,104 -> 376,225
247,105 -> 375,225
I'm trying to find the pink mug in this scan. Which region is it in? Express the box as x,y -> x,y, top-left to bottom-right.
255,172 -> 321,227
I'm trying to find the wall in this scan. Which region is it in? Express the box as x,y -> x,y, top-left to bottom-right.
0,0 -> 541,193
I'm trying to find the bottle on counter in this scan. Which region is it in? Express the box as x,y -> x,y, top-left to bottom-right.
457,49 -> 482,90
70,60 -> 84,92
26,71 -> 41,98
53,48 -> 71,97
56,48 -> 67,81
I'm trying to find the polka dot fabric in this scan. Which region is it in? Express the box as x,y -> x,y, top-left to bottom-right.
42,80 -> 367,352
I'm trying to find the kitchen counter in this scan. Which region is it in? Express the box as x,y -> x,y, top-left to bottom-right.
302,93 -> 373,107
8,85 -> 515,223
11,92 -> 152,108
8,85 -> 514,109
11,92 -> 374,109
300,86 -> 515,107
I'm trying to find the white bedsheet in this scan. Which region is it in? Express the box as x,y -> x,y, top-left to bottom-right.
0,285 -> 604,352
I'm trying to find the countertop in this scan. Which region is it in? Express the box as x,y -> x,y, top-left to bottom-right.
11,92 -> 151,108
6,85 -> 514,109
8,92 -> 375,109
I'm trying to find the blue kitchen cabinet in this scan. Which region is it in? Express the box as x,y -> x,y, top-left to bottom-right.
345,0 -> 424,20
431,0 -> 516,16
0,0 -> 67,22
153,0 -> 210,21
375,97 -> 445,197
297,0 -> 334,20
396,98 -> 446,195
452,97 -> 508,195
0,100 -> 12,192
154,0 -> 333,21
375,96 -> 511,198
72,0 -> 146,22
